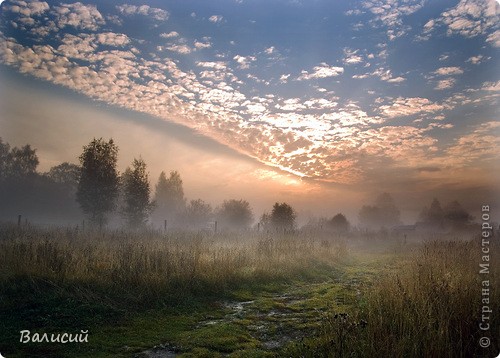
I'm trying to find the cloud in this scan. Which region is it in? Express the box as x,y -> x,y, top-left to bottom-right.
194,39 -> 212,49
486,30 -> 500,47
165,44 -> 192,54
435,78 -> 456,90
481,81 -> 500,91
433,66 -> 464,76
343,48 -> 363,65
52,2 -> 105,30
0,0 -> 495,190
379,97 -> 447,118
417,166 -> 441,172
360,0 -> 425,40
446,121 -> 500,165
233,55 -> 256,69
96,32 -> 130,47
4,0 -> 49,17
160,31 -> 179,38
209,15 -> 224,23
466,55 -> 488,64
264,46 -> 275,54
279,74 -> 290,83
297,63 -> 344,80
358,67 -> 405,83
116,4 -> 169,21
197,61 -> 227,70
421,0 -> 499,47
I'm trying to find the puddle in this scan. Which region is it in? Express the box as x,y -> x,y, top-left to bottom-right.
141,280 -> 355,354
135,344 -> 178,358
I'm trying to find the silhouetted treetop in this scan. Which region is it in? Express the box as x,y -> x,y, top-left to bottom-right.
216,199 -> 254,230
76,138 -> 119,228
121,158 -> 154,228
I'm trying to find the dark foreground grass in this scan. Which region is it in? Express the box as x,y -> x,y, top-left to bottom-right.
0,224 -> 345,357
0,224 -> 498,357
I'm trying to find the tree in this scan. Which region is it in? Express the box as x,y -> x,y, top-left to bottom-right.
444,200 -> 472,228
358,193 -> 401,229
46,162 -> 81,191
259,212 -> 272,231
0,138 -> 10,181
153,170 -> 185,225
121,158 -> 153,228
418,197 -> 450,231
270,202 -> 296,231
216,199 -> 254,230
329,213 -> 350,233
183,199 -> 213,229
0,138 -> 39,181
424,198 -> 445,228
76,138 -> 119,228
10,145 -> 39,178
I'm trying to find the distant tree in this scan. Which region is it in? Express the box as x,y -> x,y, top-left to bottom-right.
153,170 -> 185,225
270,202 -> 296,231
0,139 -> 82,223
329,213 -> 350,233
359,205 -> 380,228
183,199 -> 213,229
46,162 -> 81,191
216,199 -> 254,230
425,198 -> 445,228
121,158 -> 154,228
358,193 -> 401,229
259,212 -> 272,231
444,201 -> 472,227
10,145 -> 39,178
0,139 -> 39,180
375,193 -> 401,227
76,138 -> 119,228
418,197 -> 449,231
0,138 -> 10,181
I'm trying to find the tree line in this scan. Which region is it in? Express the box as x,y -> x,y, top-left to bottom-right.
0,137 -> 473,232
0,137 -> 298,231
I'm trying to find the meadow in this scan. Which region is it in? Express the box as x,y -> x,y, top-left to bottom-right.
0,224 -> 498,357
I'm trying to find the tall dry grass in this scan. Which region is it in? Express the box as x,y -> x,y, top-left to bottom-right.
0,224 -> 346,306
302,238 -> 500,357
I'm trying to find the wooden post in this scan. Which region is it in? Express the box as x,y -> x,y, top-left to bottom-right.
164,219 -> 167,232
82,220 -> 85,232
214,221 -> 218,233
18,215 -> 21,227
257,222 -> 260,232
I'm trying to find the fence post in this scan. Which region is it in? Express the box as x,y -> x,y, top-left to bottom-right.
164,219 -> 167,232
18,215 -> 21,227
214,221 -> 218,233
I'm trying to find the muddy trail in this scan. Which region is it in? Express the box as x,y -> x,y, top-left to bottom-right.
136,263 -> 378,357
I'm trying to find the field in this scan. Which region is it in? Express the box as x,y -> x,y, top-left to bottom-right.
0,224 -> 498,357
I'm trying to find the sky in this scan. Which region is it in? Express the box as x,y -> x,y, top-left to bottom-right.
0,0 -> 499,223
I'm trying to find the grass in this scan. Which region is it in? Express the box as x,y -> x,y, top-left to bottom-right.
0,224 -> 498,357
